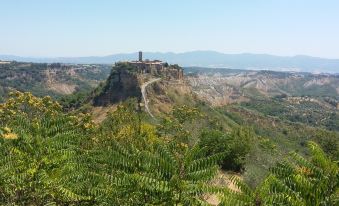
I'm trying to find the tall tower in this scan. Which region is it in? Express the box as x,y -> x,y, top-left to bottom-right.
139,51 -> 142,62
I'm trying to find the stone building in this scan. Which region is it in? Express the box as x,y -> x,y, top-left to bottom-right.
129,51 -> 183,80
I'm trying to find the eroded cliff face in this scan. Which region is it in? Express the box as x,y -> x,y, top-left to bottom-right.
187,75 -> 249,106
93,64 -> 141,106
186,71 -> 339,107
146,79 -> 195,115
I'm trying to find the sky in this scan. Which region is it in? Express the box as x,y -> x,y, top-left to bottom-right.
1,0 -> 339,58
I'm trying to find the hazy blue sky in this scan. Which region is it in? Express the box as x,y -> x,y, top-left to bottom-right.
1,0 -> 339,58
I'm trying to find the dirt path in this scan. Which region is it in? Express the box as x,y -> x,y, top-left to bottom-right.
141,78 -> 161,118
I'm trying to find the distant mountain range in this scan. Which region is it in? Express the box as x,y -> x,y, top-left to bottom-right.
1,51 -> 339,73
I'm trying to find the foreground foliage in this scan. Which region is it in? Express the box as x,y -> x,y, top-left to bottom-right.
0,92 -> 337,205
0,93 -> 224,205
221,142 -> 339,206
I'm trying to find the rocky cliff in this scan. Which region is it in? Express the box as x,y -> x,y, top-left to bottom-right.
92,62 -> 185,106
186,70 -> 339,107
93,63 -> 141,106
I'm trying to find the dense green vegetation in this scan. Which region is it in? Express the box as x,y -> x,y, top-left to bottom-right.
221,141 -> 339,206
240,98 -> 339,131
219,103 -> 339,186
199,128 -> 252,172
0,92 -> 338,205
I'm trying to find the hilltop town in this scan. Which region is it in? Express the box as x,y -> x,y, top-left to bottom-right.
127,51 -> 184,80
92,52 -> 185,106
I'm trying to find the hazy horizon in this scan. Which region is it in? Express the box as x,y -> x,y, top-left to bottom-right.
1,0 -> 339,58
2,50 -> 339,60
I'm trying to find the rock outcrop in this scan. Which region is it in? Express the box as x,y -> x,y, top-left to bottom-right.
93,63 -> 141,106
92,62 -> 185,107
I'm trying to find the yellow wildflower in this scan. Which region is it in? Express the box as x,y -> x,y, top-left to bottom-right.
2,132 -> 18,139
180,143 -> 188,148
3,126 -> 11,133
84,123 -> 92,129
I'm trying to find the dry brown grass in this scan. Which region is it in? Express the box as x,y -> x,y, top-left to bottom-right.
91,105 -> 117,124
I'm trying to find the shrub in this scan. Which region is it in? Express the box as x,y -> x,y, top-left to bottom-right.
199,127 -> 253,172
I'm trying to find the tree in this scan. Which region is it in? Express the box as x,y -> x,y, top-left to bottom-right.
199,127 -> 253,172
91,138 -> 224,205
137,142 -> 225,205
0,92 -> 95,205
88,102 -> 223,205
220,141 -> 339,206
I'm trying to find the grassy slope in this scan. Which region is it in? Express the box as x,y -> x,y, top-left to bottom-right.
220,104 -> 338,187
145,79 -> 338,187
